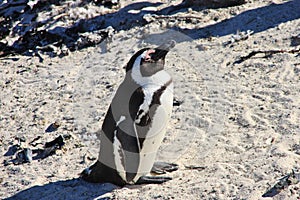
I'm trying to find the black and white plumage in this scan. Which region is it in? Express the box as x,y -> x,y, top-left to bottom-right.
81,40 -> 178,186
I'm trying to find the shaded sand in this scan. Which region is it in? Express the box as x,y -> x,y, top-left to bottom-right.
1,0 -> 300,199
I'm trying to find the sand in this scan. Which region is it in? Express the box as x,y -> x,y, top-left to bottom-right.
1,0 -> 300,199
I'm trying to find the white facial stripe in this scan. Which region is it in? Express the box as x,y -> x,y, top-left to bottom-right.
131,54 -> 172,87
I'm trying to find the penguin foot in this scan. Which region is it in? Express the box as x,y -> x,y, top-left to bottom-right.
136,175 -> 172,184
151,162 -> 178,175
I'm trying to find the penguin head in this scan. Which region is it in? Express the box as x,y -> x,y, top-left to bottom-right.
126,40 -> 176,78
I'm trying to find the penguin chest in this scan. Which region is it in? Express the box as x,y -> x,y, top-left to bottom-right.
111,82 -> 173,184
133,83 -> 173,181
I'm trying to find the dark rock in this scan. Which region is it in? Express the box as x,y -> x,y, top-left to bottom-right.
44,135 -> 65,149
45,121 -> 60,133
14,148 -> 33,164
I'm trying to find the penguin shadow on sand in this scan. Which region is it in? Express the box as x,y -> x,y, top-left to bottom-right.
4,164 -> 178,200
4,178 -> 118,200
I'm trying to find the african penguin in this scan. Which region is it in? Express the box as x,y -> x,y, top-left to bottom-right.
81,40 -> 178,186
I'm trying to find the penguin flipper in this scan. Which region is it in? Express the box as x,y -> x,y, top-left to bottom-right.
151,162 -> 178,175
136,175 -> 172,184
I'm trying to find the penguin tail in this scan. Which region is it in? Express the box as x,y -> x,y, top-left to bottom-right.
80,161 -> 101,183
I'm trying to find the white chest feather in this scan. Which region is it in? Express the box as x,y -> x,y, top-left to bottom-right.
114,54 -> 174,182
133,83 -> 173,182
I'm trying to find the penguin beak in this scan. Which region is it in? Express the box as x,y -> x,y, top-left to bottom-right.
151,40 -> 176,61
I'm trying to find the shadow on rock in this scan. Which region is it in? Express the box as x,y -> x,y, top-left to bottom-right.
0,1 -> 162,58
4,178 -> 118,200
180,0 -> 300,39
1,0 -> 299,58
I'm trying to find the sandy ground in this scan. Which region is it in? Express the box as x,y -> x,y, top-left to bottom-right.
1,0 -> 300,199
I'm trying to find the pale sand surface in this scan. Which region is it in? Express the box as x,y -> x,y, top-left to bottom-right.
1,0 -> 299,199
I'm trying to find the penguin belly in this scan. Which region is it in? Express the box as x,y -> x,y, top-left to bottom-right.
133,85 -> 173,182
